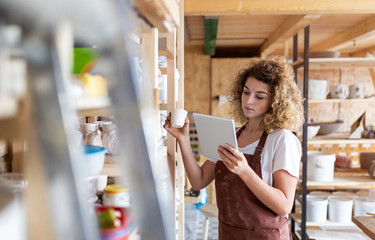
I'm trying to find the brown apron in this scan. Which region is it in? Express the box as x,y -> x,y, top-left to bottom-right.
215,126 -> 291,240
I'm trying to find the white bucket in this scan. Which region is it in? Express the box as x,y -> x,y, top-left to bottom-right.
328,196 -> 353,223
307,151 -> 336,182
354,197 -> 375,216
332,191 -> 356,199
306,195 -> 328,223
309,191 -> 332,197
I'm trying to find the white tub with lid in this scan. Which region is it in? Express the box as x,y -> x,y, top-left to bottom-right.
332,191 -> 356,199
306,195 -> 328,223
354,196 -> 375,216
328,196 -> 353,223
307,151 -> 336,182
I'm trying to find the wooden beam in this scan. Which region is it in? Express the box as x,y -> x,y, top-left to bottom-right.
369,68 -> 375,90
352,45 -> 375,57
204,16 -> 219,55
260,14 -> 320,57
311,15 -> 375,52
184,16 -> 191,44
133,0 -> 180,32
185,0 -> 375,16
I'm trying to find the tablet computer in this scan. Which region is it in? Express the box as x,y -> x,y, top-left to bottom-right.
193,113 -> 238,161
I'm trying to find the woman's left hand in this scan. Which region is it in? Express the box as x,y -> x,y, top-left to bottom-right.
217,144 -> 251,177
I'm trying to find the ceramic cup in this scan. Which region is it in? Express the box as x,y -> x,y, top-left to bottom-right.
330,84 -> 349,99
79,123 -> 99,135
349,83 -> 364,99
171,108 -> 188,128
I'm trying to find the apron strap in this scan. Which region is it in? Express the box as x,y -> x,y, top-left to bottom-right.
253,131 -> 268,159
236,125 -> 246,138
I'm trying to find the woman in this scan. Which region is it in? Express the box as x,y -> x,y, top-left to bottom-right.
164,56 -> 304,239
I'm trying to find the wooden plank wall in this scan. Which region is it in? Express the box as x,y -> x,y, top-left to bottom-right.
183,46 -> 211,115
297,68 -> 375,132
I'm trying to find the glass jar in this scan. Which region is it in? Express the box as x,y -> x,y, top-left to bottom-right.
102,184 -> 130,207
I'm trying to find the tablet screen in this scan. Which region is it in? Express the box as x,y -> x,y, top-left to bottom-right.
193,113 -> 238,161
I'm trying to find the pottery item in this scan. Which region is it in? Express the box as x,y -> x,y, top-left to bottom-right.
309,120 -> 343,135
349,83 -> 364,99
360,152 -> 375,169
307,126 -> 320,139
330,84 -> 349,99
308,80 -> 328,100
310,51 -> 341,58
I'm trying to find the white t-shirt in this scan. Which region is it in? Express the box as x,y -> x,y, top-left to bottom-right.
207,129 -> 301,186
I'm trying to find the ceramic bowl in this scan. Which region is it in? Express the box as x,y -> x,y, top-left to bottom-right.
310,51 -> 341,58
307,126 -> 320,139
309,121 -> 343,135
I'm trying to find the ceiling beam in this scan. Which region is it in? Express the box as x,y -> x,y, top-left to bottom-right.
185,0 -> 375,16
352,46 -> 375,57
260,14 -> 320,57
184,17 -> 191,44
311,16 -> 375,52
204,16 -> 219,55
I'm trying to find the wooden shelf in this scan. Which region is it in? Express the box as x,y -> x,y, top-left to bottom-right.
293,57 -> 375,69
75,97 -> 111,116
158,50 -> 173,60
291,213 -> 356,227
306,133 -> 375,144
159,66 -> 167,75
184,196 -> 199,203
0,96 -> 27,139
159,103 -> 167,110
297,175 -> 375,191
308,97 -> 375,104
353,216 -> 375,240
100,162 -> 122,177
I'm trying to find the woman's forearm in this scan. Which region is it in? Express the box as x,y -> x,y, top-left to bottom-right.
240,168 -> 297,216
177,136 -> 214,190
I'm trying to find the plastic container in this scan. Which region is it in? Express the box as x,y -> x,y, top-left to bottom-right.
84,145 -> 107,177
309,191 -> 332,197
95,206 -> 135,240
103,184 -> 130,208
306,195 -> 328,223
332,191 -> 356,199
307,151 -> 336,182
328,196 -> 353,223
354,196 -> 375,216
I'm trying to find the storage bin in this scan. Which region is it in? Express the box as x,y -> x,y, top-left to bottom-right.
354,196 -> 375,216
307,151 -> 336,182
328,196 -> 353,223
306,195 -> 328,223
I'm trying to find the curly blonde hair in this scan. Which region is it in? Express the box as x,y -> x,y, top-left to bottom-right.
229,56 -> 304,133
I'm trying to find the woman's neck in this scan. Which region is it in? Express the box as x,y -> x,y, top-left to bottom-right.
245,119 -> 263,134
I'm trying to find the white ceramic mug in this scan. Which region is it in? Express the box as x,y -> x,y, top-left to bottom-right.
171,108 -> 188,128
330,84 -> 349,99
349,83 -> 364,99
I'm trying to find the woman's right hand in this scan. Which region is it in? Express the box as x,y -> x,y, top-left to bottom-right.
163,112 -> 189,141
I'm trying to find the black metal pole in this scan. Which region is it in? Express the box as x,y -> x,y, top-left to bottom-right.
291,33 -> 298,238
301,25 -> 310,240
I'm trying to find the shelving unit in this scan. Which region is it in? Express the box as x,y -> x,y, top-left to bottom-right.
0,0 -> 185,240
291,26 -> 375,240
